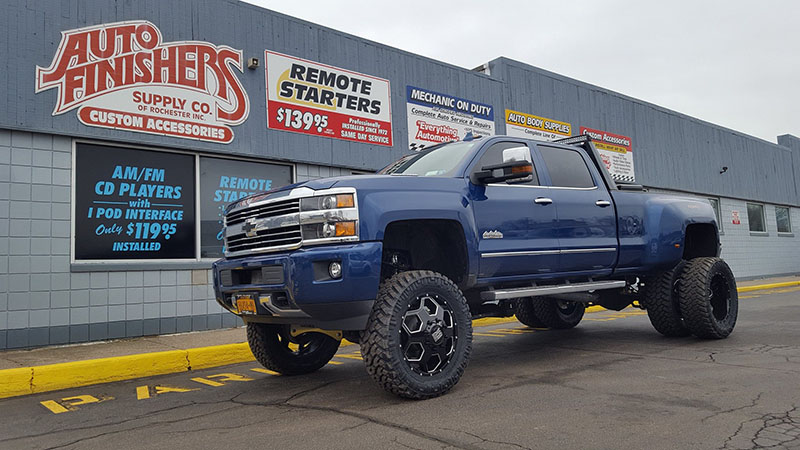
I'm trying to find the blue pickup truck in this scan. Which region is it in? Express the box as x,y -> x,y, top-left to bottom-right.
212,134 -> 737,399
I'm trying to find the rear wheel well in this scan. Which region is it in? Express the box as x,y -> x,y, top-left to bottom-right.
381,220 -> 469,287
683,223 -> 719,259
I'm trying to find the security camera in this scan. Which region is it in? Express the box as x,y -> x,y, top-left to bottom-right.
720,166 -> 728,174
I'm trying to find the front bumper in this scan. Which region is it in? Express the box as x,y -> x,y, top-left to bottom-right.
212,241 -> 382,330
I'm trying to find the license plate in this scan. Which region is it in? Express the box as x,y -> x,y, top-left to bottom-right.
235,296 -> 257,315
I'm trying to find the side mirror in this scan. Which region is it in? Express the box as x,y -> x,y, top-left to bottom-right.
472,146 -> 534,184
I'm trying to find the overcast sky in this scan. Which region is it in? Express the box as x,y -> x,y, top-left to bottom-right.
244,0 -> 799,144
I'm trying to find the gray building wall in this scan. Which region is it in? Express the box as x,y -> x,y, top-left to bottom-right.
0,0 -> 799,349
489,58 -> 800,206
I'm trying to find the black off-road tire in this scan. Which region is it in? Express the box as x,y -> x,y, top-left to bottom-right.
643,261 -> 691,337
247,323 -> 340,375
361,270 -> 472,400
678,257 -> 738,339
530,297 -> 585,329
515,298 -> 546,328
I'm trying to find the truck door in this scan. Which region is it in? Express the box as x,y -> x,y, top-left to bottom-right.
535,144 -> 617,274
470,140 -> 560,278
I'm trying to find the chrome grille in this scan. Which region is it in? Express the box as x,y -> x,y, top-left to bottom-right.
226,225 -> 302,254
225,198 -> 301,255
226,198 -> 300,226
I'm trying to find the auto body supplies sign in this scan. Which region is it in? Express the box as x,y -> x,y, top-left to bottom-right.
265,51 -> 392,146
35,20 -> 250,143
505,109 -> 571,141
580,127 -> 635,182
406,86 -> 494,151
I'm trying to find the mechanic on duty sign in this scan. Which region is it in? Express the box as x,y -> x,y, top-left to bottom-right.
265,51 -> 392,146
580,126 -> 636,182
406,86 -> 494,151
35,20 -> 250,144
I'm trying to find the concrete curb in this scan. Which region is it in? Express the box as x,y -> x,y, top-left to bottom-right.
0,286 -> 791,400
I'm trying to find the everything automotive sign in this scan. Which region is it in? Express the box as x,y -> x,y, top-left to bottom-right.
406,86 -> 494,151
265,51 -> 392,146
35,20 -> 250,143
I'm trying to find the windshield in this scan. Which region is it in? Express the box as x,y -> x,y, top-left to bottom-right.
379,141 -> 477,177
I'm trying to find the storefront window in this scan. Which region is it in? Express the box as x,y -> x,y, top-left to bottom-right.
708,198 -> 723,234
74,143 -> 196,260
199,157 -> 293,258
776,206 -> 792,234
746,203 -> 766,233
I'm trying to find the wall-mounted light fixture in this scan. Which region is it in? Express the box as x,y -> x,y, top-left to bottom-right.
247,57 -> 259,70
720,166 -> 728,174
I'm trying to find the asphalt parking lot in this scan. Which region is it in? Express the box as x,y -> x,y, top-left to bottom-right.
1,286 -> 799,450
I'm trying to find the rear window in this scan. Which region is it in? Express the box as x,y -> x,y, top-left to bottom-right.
539,146 -> 595,188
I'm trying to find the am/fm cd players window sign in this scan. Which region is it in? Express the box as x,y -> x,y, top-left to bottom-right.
265,51 -> 392,146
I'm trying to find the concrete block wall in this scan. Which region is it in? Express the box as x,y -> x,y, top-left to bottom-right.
0,129 -> 243,350
649,188 -> 800,279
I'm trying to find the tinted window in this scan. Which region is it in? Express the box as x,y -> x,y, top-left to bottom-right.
776,206 -> 792,233
538,146 -> 595,188
747,203 -> 766,232
199,157 -> 293,258
708,198 -> 723,233
475,142 -> 538,185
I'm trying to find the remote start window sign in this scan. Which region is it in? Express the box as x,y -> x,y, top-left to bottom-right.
74,143 -> 196,260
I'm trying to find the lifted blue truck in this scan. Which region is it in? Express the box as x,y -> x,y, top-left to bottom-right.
212,134 -> 737,399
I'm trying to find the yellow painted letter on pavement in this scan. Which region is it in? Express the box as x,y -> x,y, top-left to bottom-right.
40,394 -> 111,414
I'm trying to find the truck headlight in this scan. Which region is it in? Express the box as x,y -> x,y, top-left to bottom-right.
301,194 -> 354,211
302,221 -> 357,239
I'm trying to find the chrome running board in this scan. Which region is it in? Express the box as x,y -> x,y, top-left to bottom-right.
481,280 -> 626,301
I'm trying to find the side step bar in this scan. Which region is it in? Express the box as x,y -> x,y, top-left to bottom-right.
481,280 -> 626,301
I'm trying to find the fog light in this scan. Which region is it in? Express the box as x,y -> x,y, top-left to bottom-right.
329,261 -> 342,279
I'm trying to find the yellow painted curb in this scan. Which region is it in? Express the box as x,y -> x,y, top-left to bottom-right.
737,281 -> 800,293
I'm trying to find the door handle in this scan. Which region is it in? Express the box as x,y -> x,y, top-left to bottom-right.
534,197 -> 553,205
595,200 -> 611,207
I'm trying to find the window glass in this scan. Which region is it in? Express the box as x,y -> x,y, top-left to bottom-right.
199,157 -> 293,258
475,142 -> 538,185
776,206 -> 792,233
538,146 -> 595,188
746,203 -> 766,232
380,141 -> 476,177
708,198 -> 723,233
74,143 -> 196,260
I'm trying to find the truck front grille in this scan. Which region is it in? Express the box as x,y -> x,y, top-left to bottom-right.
226,198 -> 300,226
226,225 -> 302,254
225,198 -> 302,255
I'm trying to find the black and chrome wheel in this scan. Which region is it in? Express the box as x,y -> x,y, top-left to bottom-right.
361,270 -> 472,399
678,257 -> 738,339
401,293 -> 457,376
247,323 -> 340,375
530,297 -> 585,329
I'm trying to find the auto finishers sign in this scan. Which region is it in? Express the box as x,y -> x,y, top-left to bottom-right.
265,50 -> 392,146
35,20 -> 250,143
